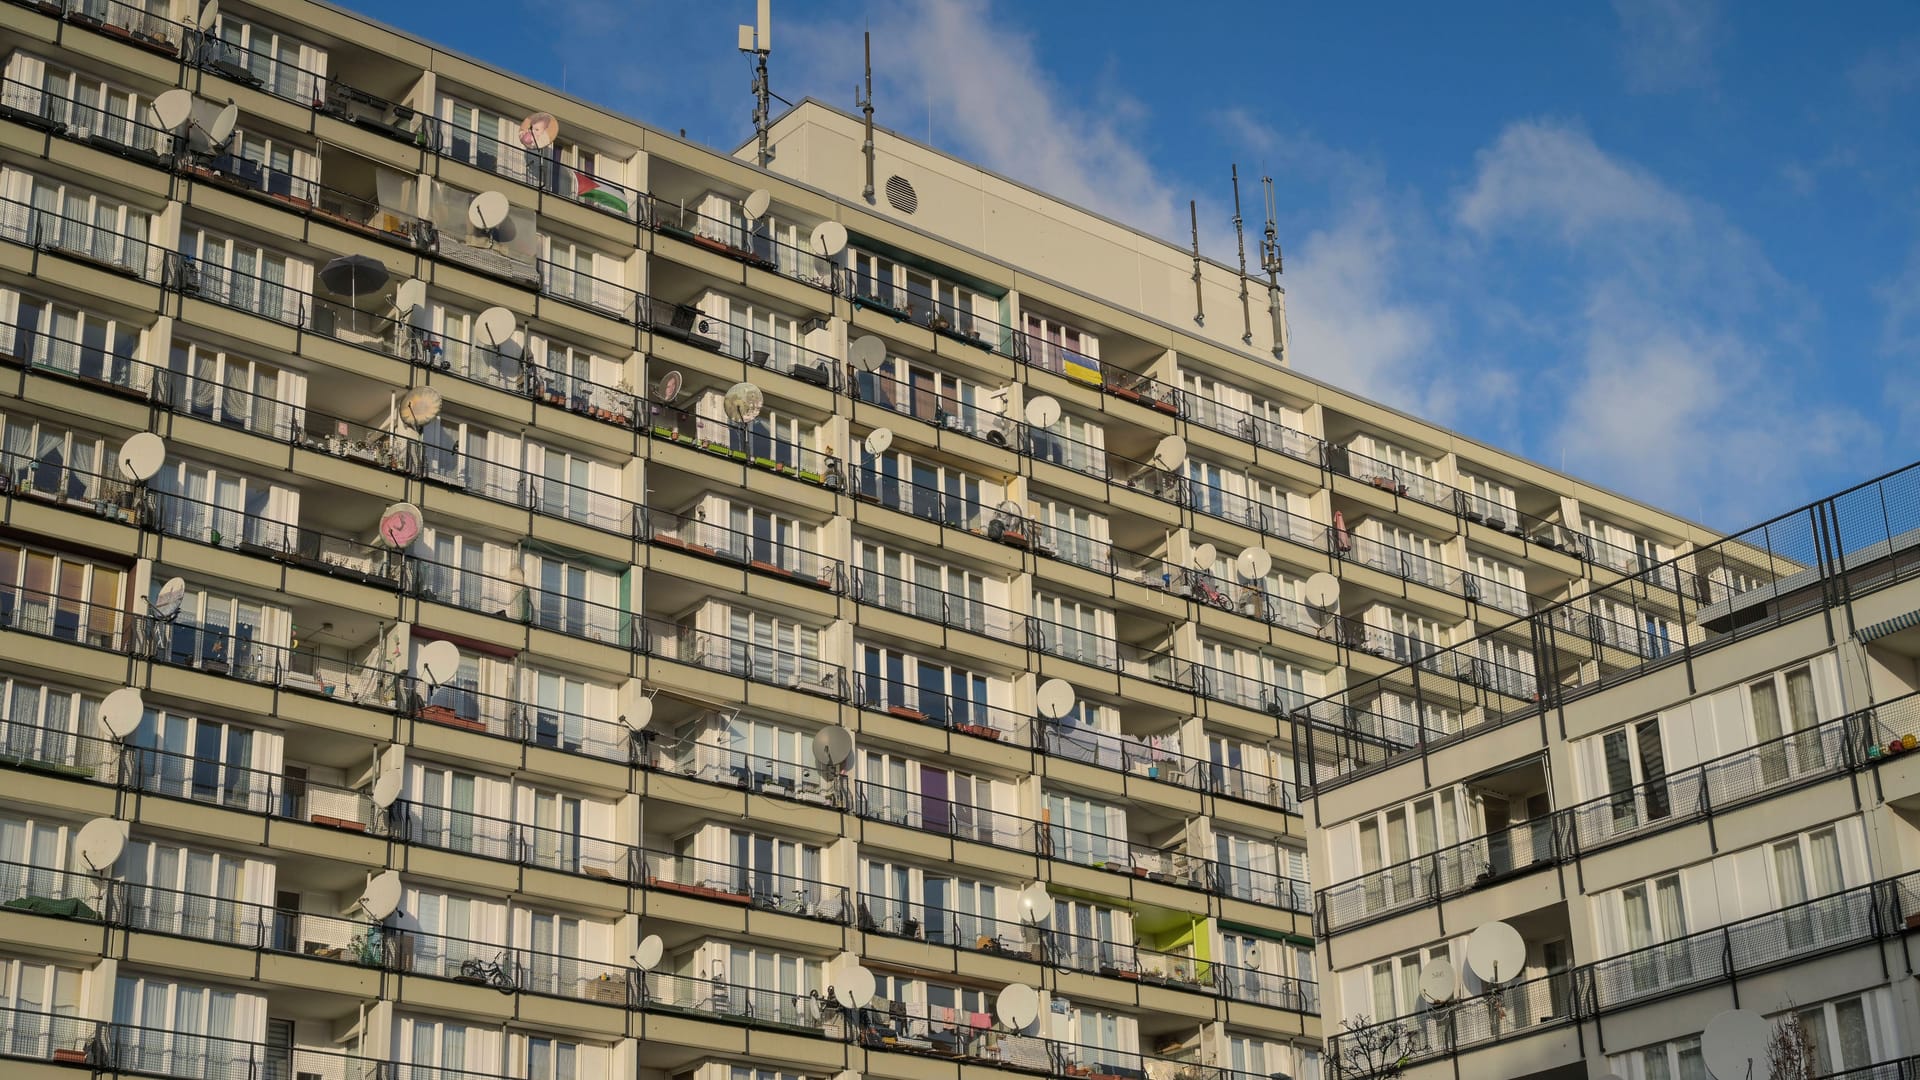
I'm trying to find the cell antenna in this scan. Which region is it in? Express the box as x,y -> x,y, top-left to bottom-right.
1189,200 -> 1204,326
1230,165 -> 1253,345
739,0 -> 775,168
1261,174 -> 1286,361
857,31 -> 876,203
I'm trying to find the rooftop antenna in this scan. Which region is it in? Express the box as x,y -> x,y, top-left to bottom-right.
1230,165 -> 1253,346
1260,174 -> 1286,360
857,30 -> 876,203
1188,200 -> 1204,326
739,0 -> 774,169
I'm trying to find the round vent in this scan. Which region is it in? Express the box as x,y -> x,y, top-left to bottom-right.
885,175 -> 918,215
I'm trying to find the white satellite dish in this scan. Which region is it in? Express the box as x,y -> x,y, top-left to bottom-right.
474,306 -> 517,350
1465,921 -> 1525,985
834,965 -> 876,1009
117,432 -> 166,483
863,427 -> 894,457
811,221 -> 848,258
1150,434 -> 1188,471
848,335 -> 887,372
357,870 -> 402,920
1035,678 -> 1077,720
378,503 -> 424,549
622,697 -> 654,733
1303,572 -> 1341,609
1017,882 -> 1051,924
394,278 -> 426,316
75,817 -> 129,873
651,370 -> 684,403
1023,395 -> 1061,429
1702,1010 -> 1770,1080
634,933 -> 664,971
517,112 -> 559,151
742,189 -> 771,221
1417,958 -> 1456,1004
100,687 -> 145,740
468,190 -> 511,233
152,577 -> 188,621
1235,546 -> 1273,580
722,381 -> 765,424
207,102 -> 239,146
995,982 -> 1039,1030
151,89 -> 193,131
370,765 -> 404,809
1190,543 -> 1218,571
813,725 -> 853,766
416,639 -> 460,686
196,0 -> 219,27
398,387 -> 444,429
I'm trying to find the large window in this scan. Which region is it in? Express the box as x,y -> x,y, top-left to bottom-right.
151,460 -> 297,552
176,227 -> 312,325
0,292 -> 141,386
0,412 -> 111,503
0,676 -> 96,770
1749,665 -> 1825,782
9,56 -> 159,153
166,340 -> 304,438
210,14 -> 326,102
0,543 -> 126,645
1,170 -> 151,274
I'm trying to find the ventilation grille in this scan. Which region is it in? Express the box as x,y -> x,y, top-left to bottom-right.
885,175 -> 918,214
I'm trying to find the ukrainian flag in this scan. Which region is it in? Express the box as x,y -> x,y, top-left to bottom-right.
1062,349 -> 1101,386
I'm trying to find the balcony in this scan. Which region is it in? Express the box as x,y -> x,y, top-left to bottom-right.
850,565 -> 1019,640
848,465 -> 989,533
647,507 -> 843,590
0,581 -> 133,652
1036,721 -> 1201,789
147,489 -> 403,593
640,736 -> 846,807
640,848 -> 850,923
639,969 -> 831,1034
59,0 -> 188,56
188,30 -> 325,106
1047,925 -> 1216,996
0,194 -> 159,281
1339,530 -> 1454,595
538,258 -> 643,322
854,673 -> 1027,744
1037,820 -> 1208,892
638,615 -> 848,699
650,199 -> 831,290
1317,812 -> 1572,935
1328,442 -> 1451,510
0,78 -> 172,168
408,558 -> 636,648
849,279 -> 1021,360
856,366 -> 1022,449
647,401 -> 837,488
409,680 -> 631,764
0,314 -> 154,398
424,449 -> 642,539
163,252 -> 309,328
654,301 -> 841,389
390,799 -> 630,880
1188,480 -> 1321,549
853,778 -> 1026,849
186,151 -> 431,250
2,452 -> 150,528
93,1020 -> 386,1080
438,126 -> 639,224
856,892 -> 1043,960
1184,394 -> 1322,463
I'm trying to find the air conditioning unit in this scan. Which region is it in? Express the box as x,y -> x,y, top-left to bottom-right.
792,362 -> 833,388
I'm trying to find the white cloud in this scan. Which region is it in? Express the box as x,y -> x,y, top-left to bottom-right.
1612,0 -> 1722,94
1457,123 -> 1689,241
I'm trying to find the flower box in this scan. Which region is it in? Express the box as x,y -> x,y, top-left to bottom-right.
954,723 -> 1001,741
53,1048 -> 89,1063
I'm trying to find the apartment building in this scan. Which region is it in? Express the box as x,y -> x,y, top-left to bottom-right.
1296,466 -> 1920,1079
0,4 -> 1725,1080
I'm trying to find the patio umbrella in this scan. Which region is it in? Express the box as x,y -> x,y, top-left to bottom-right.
318,253 -> 391,309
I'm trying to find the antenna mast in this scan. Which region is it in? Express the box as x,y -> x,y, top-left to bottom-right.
1260,174 -> 1285,361
1230,165 -> 1252,345
857,31 -> 875,202
739,0 -> 774,168
1189,200 -> 1204,326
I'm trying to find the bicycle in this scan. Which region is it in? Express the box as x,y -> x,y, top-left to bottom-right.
459,953 -> 517,994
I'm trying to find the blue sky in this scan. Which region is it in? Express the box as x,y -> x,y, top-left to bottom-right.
352,0 -> 1920,529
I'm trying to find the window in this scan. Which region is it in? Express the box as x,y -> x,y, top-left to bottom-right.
222,129 -> 317,200
732,829 -> 823,908
1032,498 -> 1107,571
1771,827 -> 1848,948
0,676 -> 96,771
854,542 -> 990,630
527,551 -> 622,640
856,644 -> 994,730
1051,898 -> 1127,972
112,976 -> 253,1073
440,96 -> 514,180
1616,874 -> 1688,993
1,170 -> 151,274
12,56 -> 159,153
0,543 -> 126,645
1749,665 -> 1825,782
860,751 -> 1001,842
540,237 -> 625,313
725,607 -> 822,685
152,460 -> 297,552
1356,791 -> 1462,909
0,814 -> 74,904
1599,715 -> 1669,834
1796,995 -> 1875,1074
211,14 -> 325,102
857,449 -> 986,526
176,226 -> 311,324
1033,593 -> 1113,666
0,292 -> 141,386
0,954 -> 83,1057
529,335 -> 626,415
1374,606 -> 1447,663
1021,312 -> 1099,379
166,340 -> 304,438
0,412 -> 112,504
1376,523 -> 1447,587
521,909 -> 583,995
1460,472 -> 1519,523
1029,409 -> 1106,474
119,836 -> 264,942
126,708 -> 264,810
1465,551 -> 1528,613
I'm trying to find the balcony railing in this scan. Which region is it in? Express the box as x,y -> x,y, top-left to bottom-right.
538,258 -> 643,321
652,300 -> 841,388
318,77 -> 435,146
640,969 -> 830,1033
0,1001 -> 97,1069
0,78 -> 171,163
850,566 -> 1019,638
647,507 -> 842,590
1330,443 -> 1451,509
1330,867 -> 1920,1073
164,252 -> 309,327
424,450 -> 640,538
0,314 -> 151,396
391,799 -> 632,879
848,464 -> 990,532
1339,531 -> 1454,593
640,734 -> 847,808
639,848 -> 850,923
0,581 -> 132,652
855,892 -> 1044,960
62,0 -> 189,54
1187,481 -> 1324,549
647,400 -> 836,485
848,279 -> 1020,360
408,679 -> 632,764
437,126 -> 639,224
855,673 -> 1027,744
1026,424 -> 1110,479
650,199 -> 831,289
1036,819 -> 1208,891
638,616 -> 848,699
189,29 -> 325,105
0,193 -> 158,280
1212,858 -> 1312,912
852,778 -> 1026,848
855,366 -> 1023,449
1046,925 -> 1217,995
407,557 -> 636,647
1216,957 -> 1318,1013
2,454 -> 148,527
1317,810 -> 1572,934
1100,364 -> 1183,417
1184,394 -> 1323,463
97,1020 -> 389,1080
1035,720 -> 1199,786
185,152 -> 430,249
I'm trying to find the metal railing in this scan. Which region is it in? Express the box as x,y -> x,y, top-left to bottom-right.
424,450 -> 639,537
852,778 -> 1026,848
187,153 -> 431,249
650,199 -> 830,288
647,400 -> 837,483
1100,364 -> 1183,417
1297,457 -> 1920,793
97,1020 -> 389,1080
2,454 -> 147,526
1035,819 -> 1210,892
639,848 -> 850,923
1183,394 -> 1323,463
1025,423 -> 1110,478
538,257 -> 643,321
1188,481 -> 1324,548
854,674 -> 1027,744
639,733 -> 847,808
408,680 -> 632,764
855,893 -> 1043,958
0,1001 -> 98,1068
390,799 -> 631,879
848,277 -> 1020,359
0,193 -> 158,280
1329,443 -> 1451,508
408,555 -> 636,646
0,78 -> 172,161
640,969 -> 830,1033
1339,530 -> 1454,593
62,0 -> 189,53
164,252 -> 309,327
1034,720 -> 1199,786
654,301 -> 841,388
638,615 -> 849,699
1317,811 -> 1572,934
188,29 -> 325,104
646,507 -> 843,588
436,125 -> 637,223
848,464 -> 991,532
0,581 -> 132,652
0,314 -> 150,394
854,366 -> 1023,449
850,565 -> 1018,638
318,77 -> 435,146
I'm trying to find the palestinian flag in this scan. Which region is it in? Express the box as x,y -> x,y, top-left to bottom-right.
573,174 -> 630,216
